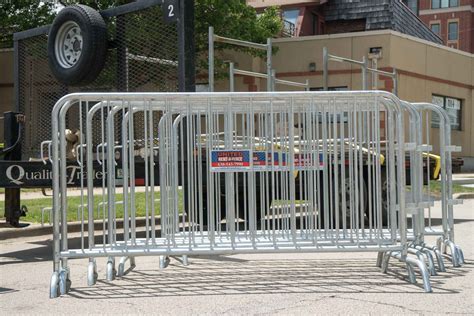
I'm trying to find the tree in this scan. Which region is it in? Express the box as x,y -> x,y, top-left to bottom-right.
195,1 -> 282,77
0,1 -> 56,48
0,0 -> 282,75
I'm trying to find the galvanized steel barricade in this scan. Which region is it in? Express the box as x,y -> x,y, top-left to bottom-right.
411,103 -> 463,266
47,91 -> 462,298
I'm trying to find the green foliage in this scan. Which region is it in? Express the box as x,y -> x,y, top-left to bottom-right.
61,0 -> 132,11
0,0 -> 282,79
195,1 -> 282,77
0,0 -> 56,48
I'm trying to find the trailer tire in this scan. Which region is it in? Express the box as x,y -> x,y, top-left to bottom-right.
47,5 -> 107,85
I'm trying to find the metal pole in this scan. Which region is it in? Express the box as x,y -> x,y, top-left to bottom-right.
229,62 -> 235,92
271,69 -> 276,92
362,55 -> 368,90
393,68 -> 398,96
323,47 -> 328,91
267,38 -> 272,92
209,26 -> 214,92
3,112 -> 22,227
371,58 -> 378,90
305,79 -> 310,91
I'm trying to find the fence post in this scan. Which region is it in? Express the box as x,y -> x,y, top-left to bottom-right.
209,26 -> 214,92
393,68 -> 398,96
362,55 -> 368,90
323,47 -> 328,91
266,38 -> 273,92
271,69 -> 276,92
371,58 -> 378,90
3,112 -> 24,227
229,62 -> 235,92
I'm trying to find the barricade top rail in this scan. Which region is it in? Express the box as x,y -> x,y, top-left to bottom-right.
52,90 -> 402,105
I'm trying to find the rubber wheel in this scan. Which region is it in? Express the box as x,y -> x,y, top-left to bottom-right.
48,5 -> 107,85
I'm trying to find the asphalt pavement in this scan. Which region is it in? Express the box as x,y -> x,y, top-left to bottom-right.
0,199 -> 473,315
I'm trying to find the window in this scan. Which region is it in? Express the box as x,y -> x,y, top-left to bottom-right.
432,0 -> 458,8
312,14 -> 319,35
448,21 -> 458,41
430,23 -> 440,35
431,95 -> 462,130
283,9 -> 299,25
282,9 -> 299,37
403,0 -> 419,15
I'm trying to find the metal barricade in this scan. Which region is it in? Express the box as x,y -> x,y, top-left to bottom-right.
413,103 -> 463,266
48,91 -> 462,298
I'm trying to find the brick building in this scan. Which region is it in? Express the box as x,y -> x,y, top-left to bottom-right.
248,0 -> 443,44
416,0 -> 473,53
248,1 -> 473,53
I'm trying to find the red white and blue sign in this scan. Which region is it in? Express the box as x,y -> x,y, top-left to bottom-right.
210,150 -> 251,172
253,151 -> 288,170
210,150 -> 323,172
294,153 -> 324,169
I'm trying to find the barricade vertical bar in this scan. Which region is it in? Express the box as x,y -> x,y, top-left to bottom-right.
208,26 -> 214,92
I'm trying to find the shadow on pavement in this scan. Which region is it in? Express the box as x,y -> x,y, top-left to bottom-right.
67,257 -> 472,298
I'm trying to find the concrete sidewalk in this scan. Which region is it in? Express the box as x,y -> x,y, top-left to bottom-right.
453,173 -> 474,185
0,200 -> 473,315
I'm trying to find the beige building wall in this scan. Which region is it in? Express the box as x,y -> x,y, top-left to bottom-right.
216,30 -> 473,163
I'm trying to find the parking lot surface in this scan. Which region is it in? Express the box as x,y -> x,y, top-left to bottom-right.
1,199 -> 473,315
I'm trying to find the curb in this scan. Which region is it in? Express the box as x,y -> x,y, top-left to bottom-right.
0,217 -> 162,241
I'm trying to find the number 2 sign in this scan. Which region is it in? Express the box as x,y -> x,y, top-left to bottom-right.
163,0 -> 179,23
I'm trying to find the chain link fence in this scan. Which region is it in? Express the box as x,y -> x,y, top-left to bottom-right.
15,3 -> 178,159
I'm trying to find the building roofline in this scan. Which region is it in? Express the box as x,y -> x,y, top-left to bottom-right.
273,29 -> 473,58
395,0 -> 443,43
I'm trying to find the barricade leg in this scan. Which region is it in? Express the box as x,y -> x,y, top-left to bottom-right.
49,271 -> 59,299
415,245 -> 446,273
406,263 -> 416,284
456,246 -> 465,264
443,240 -> 461,268
376,252 -> 384,268
390,252 -> 432,293
408,248 -> 436,276
87,259 -> 98,286
106,257 -> 116,281
59,267 -> 71,295
117,256 -> 136,277
182,255 -> 189,266
159,256 -> 170,269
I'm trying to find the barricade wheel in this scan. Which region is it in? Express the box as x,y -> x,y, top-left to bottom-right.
47,5 -> 107,85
